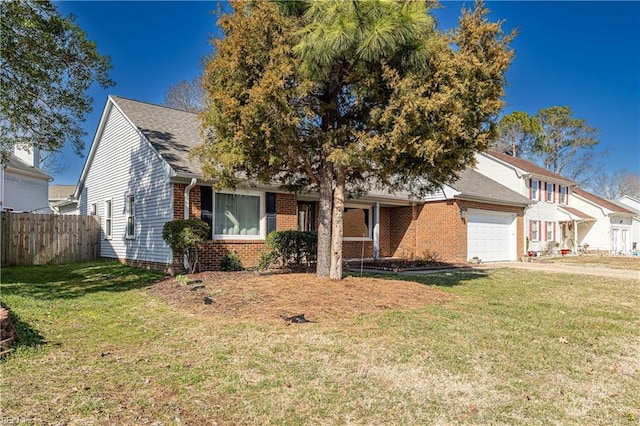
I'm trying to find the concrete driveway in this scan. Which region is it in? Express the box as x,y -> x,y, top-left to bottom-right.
474,261 -> 639,281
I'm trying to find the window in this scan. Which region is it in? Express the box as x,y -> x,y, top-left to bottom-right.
530,220 -> 539,241
126,195 -> 135,239
530,180 -> 539,200
214,192 -> 261,237
560,186 -> 567,204
90,203 -> 97,216
266,192 -> 277,234
546,183 -> 554,203
343,206 -> 372,239
104,200 -> 112,239
546,221 -> 554,241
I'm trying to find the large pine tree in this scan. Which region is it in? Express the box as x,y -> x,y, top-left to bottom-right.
195,0 -> 514,279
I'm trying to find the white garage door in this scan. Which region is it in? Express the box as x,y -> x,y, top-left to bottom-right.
467,210 -> 516,262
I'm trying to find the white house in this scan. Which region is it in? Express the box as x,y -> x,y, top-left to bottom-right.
49,185 -> 79,215
1,146 -> 51,213
570,188 -> 635,254
617,195 -> 640,253
474,150 -> 580,254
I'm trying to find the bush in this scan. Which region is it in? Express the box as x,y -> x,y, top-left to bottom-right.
220,252 -> 243,271
162,219 -> 210,273
259,230 -> 317,270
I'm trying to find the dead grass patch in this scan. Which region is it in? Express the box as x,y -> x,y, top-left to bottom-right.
545,255 -> 640,270
149,271 -> 453,322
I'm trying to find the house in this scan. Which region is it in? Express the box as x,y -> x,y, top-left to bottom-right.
569,188 -> 635,254
1,146 -> 51,213
49,185 -> 79,215
418,168 -> 532,262
475,150 -> 586,254
617,195 -> 640,253
75,96 -> 532,271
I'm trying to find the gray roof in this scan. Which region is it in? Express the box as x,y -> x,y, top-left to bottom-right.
111,95 -> 203,178
450,168 -> 533,206
109,96 -> 531,208
4,154 -> 50,180
49,185 -> 76,200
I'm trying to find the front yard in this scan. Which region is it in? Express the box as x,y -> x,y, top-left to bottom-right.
1,261 -> 638,424
545,254 -> 640,270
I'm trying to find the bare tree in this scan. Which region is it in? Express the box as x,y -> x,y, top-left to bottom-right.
163,78 -> 204,113
589,169 -> 640,199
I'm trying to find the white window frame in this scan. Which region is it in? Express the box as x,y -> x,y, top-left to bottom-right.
104,199 -> 113,240
546,221 -> 554,241
560,186 -> 567,204
90,202 -> 97,216
125,194 -> 135,240
546,183 -> 553,203
343,204 -> 373,241
530,220 -> 539,242
212,190 -> 265,240
531,180 -> 539,200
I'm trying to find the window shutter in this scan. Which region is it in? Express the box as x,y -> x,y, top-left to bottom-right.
266,192 -> 277,234
544,222 -> 548,241
553,222 -> 556,241
200,186 -> 213,239
553,184 -> 556,203
529,221 -> 532,241
529,179 -> 532,199
566,188 -> 570,205
538,181 -> 542,200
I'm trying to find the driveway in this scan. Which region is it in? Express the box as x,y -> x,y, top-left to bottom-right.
473,261 -> 639,281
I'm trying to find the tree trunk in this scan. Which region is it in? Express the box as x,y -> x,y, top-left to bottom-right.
329,167 -> 346,280
316,160 -> 333,278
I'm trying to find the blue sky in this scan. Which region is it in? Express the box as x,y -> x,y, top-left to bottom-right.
52,1 -> 639,185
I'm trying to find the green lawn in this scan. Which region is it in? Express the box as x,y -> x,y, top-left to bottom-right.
1,262 -> 638,425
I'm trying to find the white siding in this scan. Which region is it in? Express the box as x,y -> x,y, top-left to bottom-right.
3,170 -> 50,213
474,154 -> 524,194
80,105 -> 174,264
570,195 -> 633,253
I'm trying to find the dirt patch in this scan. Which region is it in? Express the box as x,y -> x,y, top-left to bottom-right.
149,271 -> 453,323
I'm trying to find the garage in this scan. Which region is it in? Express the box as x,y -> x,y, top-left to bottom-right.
467,210 -> 517,262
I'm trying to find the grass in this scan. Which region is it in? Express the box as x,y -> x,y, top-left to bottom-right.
545,255 -> 640,270
1,262 -> 639,425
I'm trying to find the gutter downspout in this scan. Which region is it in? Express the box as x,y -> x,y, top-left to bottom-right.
183,178 -> 197,270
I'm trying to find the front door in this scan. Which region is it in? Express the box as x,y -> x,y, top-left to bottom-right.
621,229 -> 628,254
611,228 -> 620,253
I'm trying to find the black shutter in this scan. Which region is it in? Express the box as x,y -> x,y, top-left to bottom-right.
266,192 -> 277,234
200,186 -> 213,239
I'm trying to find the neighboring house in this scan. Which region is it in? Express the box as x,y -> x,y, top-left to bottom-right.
475,150 -> 586,254
570,188 -> 635,254
1,146 -> 51,213
49,185 -> 79,215
76,96 -> 531,271
419,168 -> 532,262
617,195 -> 640,253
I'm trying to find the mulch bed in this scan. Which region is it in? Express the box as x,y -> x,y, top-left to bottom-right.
149,271 -> 453,323
345,259 -> 470,272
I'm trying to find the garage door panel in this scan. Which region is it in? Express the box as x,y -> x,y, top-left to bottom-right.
467,211 -> 516,262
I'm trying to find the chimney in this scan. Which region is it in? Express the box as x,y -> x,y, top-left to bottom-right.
14,145 -> 41,168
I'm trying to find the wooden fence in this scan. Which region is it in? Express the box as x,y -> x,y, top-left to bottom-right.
1,212 -> 101,266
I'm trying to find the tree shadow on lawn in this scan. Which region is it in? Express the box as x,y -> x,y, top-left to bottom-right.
0,261 -> 164,300
0,301 -> 47,349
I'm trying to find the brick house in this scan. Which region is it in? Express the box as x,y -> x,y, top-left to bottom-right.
74,96 -> 532,271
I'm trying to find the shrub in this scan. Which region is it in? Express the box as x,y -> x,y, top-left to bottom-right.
259,230 -> 317,270
220,252 -> 243,271
162,218 -> 210,273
